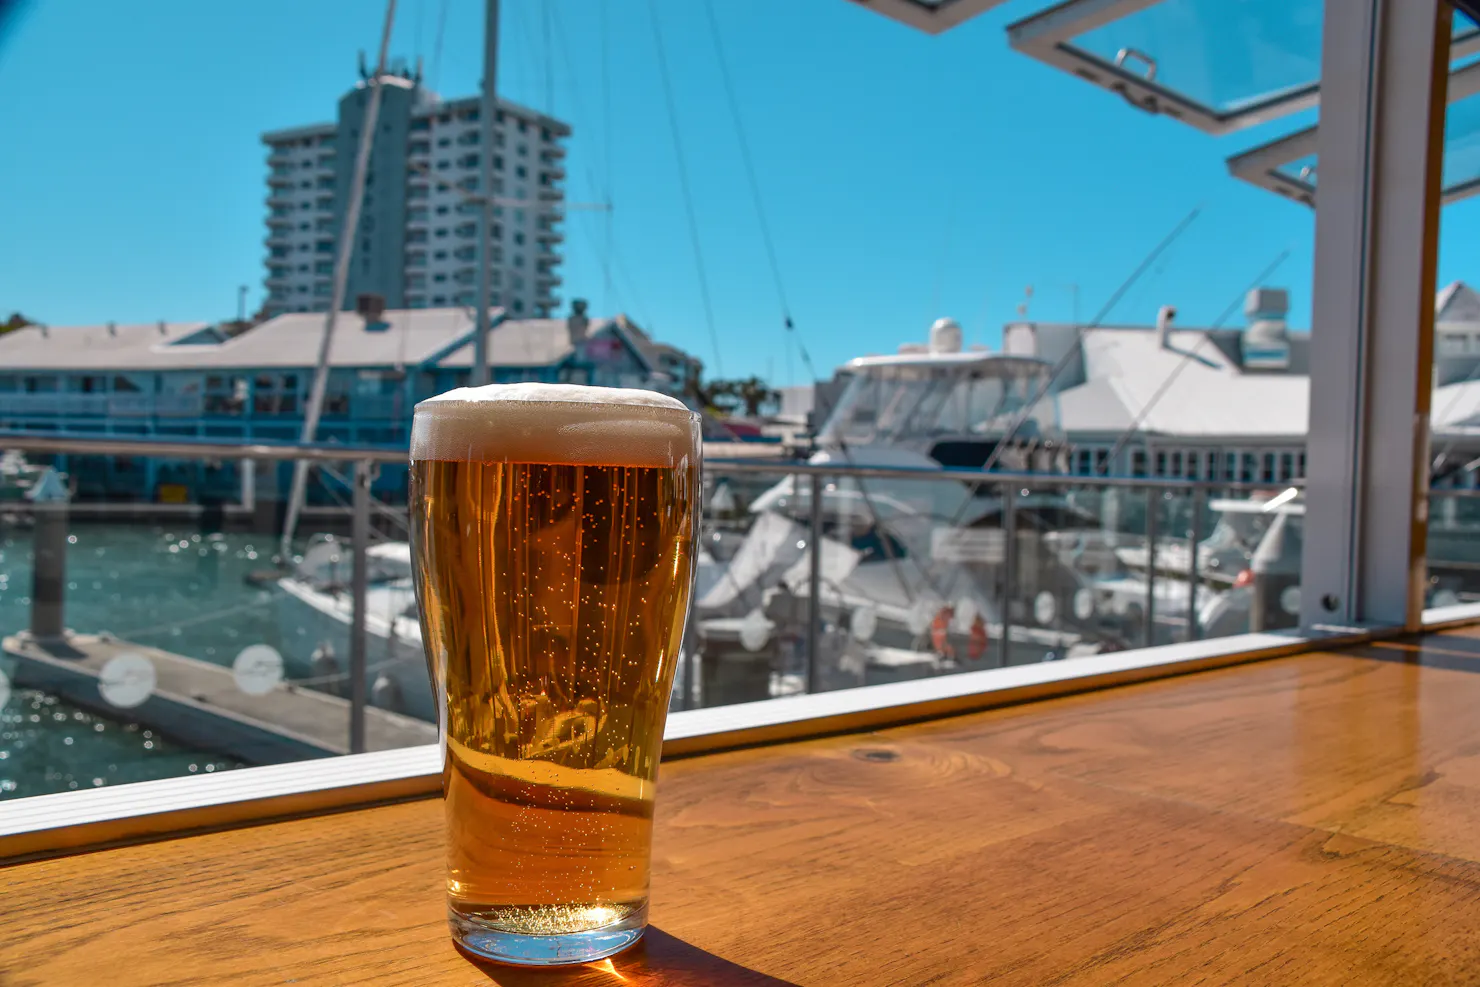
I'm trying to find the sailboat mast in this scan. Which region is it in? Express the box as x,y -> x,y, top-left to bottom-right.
280,0 -> 399,560
472,0 -> 500,386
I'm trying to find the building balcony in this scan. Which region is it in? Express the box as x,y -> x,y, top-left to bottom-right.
266,151 -> 293,167
266,194 -> 294,208
268,174 -> 294,189
534,227 -> 564,244
0,393 -> 204,418
536,187 -> 562,202
535,272 -> 562,288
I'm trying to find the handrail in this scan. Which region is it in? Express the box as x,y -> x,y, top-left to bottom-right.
0,430 -> 1303,493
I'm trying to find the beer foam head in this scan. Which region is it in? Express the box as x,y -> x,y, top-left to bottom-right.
412,382 -> 699,467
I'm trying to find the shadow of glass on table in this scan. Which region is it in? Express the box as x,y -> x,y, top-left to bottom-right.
457,926 -> 800,986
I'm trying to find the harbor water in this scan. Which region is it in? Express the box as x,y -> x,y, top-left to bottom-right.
0,521 -> 334,800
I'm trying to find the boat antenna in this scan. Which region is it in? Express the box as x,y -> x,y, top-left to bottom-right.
280,0 -> 399,561
974,204 -> 1203,477
1096,246 -> 1293,475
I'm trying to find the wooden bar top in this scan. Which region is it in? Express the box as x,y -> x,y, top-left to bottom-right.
9,630 -> 1480,985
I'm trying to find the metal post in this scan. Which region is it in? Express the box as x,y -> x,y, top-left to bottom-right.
473,0 -> 500,387
1000,484 -> 1017,667
349,460 -> 371,753
28,470 -> 69,643
806,474 -> 823,694
1299,0 -> 1450,633
1143,488 -> 1158,649
1186,486 -> 1204,642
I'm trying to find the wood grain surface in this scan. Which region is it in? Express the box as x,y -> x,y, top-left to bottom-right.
8,632 -> 1480,985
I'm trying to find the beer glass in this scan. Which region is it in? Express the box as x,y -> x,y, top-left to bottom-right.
410,383 -> 701,966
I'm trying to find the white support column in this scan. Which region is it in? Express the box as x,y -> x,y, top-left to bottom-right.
1300,0 -> 1451,633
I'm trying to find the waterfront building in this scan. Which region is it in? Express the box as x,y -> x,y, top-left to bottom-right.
0,305 -> 697,501
262,68 -> 568,320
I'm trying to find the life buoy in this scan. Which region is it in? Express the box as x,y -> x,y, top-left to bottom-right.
930,606 -> 955,658
968,615 -> 988,661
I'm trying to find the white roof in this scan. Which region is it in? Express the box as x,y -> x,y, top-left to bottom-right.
1437,281 -> 1480,326
0,308 -> 685,376
0,322 -> 212,372
1059,327 -> 1309,440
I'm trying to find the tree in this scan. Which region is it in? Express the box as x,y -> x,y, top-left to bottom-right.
731,376 -> 779,417
0,312 -> 35,335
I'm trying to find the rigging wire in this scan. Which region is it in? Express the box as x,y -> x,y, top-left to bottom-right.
974,205 -> 1204,477
546,0 -> 625,318
428,0 -> 450,92
701,0 -> 794,330
601,0 -> 615,316
1096,246 -> 1294,476
542,0 -> 554,115
648,0 -> 724,377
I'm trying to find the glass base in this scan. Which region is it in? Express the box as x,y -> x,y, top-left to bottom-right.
450,903 -> 647,967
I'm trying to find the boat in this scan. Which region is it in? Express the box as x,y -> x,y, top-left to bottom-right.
272,536 -> 429,718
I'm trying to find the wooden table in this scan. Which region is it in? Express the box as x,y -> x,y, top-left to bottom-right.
9,629 -> 1480,985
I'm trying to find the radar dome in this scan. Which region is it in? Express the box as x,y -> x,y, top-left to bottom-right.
929,318 -> 963,354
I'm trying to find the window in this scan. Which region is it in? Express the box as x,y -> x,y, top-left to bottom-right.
433,273 -> 447,283
434,250 -> 447,260
435,205 -> 449,215
515,165 -> 527,180
494,155 -> 504,171
513,232 -> 524,246
437,138 -> 451,148
435,228 -> 448,238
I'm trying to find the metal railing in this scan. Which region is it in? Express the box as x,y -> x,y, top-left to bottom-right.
0,430 -> 1309,762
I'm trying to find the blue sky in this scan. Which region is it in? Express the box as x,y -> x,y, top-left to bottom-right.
1,0 -> 1477,384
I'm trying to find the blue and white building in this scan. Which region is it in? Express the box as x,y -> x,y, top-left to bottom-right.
0,305 -> 700,501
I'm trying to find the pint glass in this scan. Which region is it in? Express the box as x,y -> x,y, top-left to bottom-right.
409,383 -> 701,965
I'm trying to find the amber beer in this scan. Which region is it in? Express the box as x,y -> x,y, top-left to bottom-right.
409,383 -> 700,966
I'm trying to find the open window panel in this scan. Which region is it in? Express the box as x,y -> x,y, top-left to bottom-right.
1009,0 -> 1480,137
1227,51 -> 1480,208
844,0 -> 1008,35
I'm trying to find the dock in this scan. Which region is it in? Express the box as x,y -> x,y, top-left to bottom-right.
1,632 -> 435,765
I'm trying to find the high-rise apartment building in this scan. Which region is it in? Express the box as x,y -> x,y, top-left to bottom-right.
262,70 -> 569,319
